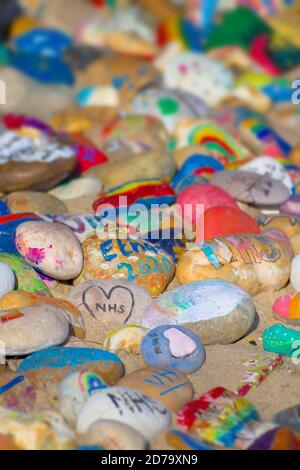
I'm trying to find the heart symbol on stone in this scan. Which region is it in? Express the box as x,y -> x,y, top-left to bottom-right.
81,285 -> 135,324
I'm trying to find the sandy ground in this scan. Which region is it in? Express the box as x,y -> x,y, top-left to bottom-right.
63,195 -> 300,450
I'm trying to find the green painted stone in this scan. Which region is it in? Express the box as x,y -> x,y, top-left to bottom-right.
0,253 -> 51,296
263,324 -> 300,358
0,44 -> 9,66
205,7 -> 271,51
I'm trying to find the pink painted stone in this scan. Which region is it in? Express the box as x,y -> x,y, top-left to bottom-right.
272,293 -> 292,320
176,184 -> 238,225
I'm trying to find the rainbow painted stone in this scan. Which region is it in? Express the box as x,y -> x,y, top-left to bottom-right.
93,179 -> 176,214
177,387 -> 260,449
174,120 -> 249,166
172,154 -> 224,193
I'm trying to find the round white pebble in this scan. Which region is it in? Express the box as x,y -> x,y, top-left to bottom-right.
0,262 -> 15,297
291,255 -> 300,292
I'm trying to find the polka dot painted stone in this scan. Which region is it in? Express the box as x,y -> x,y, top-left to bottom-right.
141,325 -> 205,374
118,367 -> 194,412
263,324 -> 300,357
131,87 -> 208,133
15,221 -> 83,280
76,386 -> 172,439
74,235 -> 175,297
140,280 -> 256,345
163,53 -> 234,106
0,304 -> 70,355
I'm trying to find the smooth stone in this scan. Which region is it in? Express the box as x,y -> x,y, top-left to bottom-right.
6,191 -> 68,214
272,293 -> 296,324
94,115 -> 168,163
0,291 -> 85,339
141,325 -> 205,374
163,52 -> 234,106
68,280 -> 152,340
0,253 -> 50,295
74,235 -> 175,297
0,262 -> 15,297
58,371 -> 107,422
0,304 -> 70,355
140,280 -> 256,345
256,214 -> 300,239
85,151 -> 176,191
281,196 -> 300,217
18,347 -> 124,393
291,255 -> 300,292
176,229 -> 293,296
0,408 -> 75,450
0,123 -> 76,193
211,170 -> 290,207
79,420 -> 148,451
240,156 -> 295,195
76,386 -> 172,439
176,183 -> 238,225
131,87 -> 208,133
0,371 -> 36,413
263,324 -> 300,357
49,176 -> 102,201
0,212 -> 43,255
15,221 -> 83,280
103,326 -> 148,353
204,206 -> 260,240
118,366 -> 194,412
172,154 -> 223,192
274,405 -> 300,434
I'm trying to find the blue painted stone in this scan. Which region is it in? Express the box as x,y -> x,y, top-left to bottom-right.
141,325 -> 206,375
172,154 -> 224,193
17,347 -> 123,373
145,230 -> 185,263
0,212 -> 41,254
13,28 -> 73,59
173,173 -> 207,194
0,200 -> 10,216
76,445 -> 105,450
9,50 -> 74,85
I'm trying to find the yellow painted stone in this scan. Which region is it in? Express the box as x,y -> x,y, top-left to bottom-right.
10,16 -> 38,39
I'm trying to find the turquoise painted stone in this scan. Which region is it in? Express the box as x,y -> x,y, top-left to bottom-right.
263,324 -> 300,357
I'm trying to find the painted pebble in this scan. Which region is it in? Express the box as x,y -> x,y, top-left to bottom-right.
141,325 -> 205,374
74,235 -> 175,297
176,183 -> 238,226
15,221 -> 83,280
291,255 -> 300,292
204,206 -> 260,240
0,253 -> 50,295
17,347 -> 125,386
140,280 -> 256,345
240,156 -> 295,196
0,304 -> 70,355
79,420 -> 148,451
211,170 -> 290,207
118,366 -> 194,412
76,386 -> 172,439
103,326 -> 148,353
58,371 -> 107,422
68,280 -> 152,339
263,324 -> 300,357
273,292 -> 300,325
176,229 -> 293,296
0,262 -> 15,297
49,176 -> 102,201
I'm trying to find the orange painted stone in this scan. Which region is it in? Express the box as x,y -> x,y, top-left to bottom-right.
203,206 -> 260,240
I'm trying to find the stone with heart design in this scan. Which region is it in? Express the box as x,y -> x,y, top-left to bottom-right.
68,280 -> 152,340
